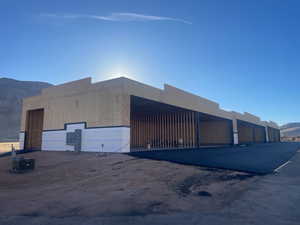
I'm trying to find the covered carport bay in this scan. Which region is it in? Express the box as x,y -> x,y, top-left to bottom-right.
268,126 -> 281,142
237,120 -> 266,144
130,96 -> 233,151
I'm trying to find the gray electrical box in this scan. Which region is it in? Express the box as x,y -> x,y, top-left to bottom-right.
66,129 -> 82,152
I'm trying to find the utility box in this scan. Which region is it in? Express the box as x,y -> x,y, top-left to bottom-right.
66,129 -> 82,152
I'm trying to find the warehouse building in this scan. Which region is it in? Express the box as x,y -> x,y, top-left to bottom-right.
19,77 -> 280,152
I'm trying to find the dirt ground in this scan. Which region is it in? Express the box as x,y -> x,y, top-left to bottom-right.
0,151 -> 257,217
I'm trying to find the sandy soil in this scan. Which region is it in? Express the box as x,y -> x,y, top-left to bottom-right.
0,142 -> 19,153
0,151 -> 257,217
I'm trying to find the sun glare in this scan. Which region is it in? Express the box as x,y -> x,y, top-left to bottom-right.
94,64 -> 141,82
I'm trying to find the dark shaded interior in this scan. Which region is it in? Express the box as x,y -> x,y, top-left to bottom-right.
130,96 -> 233,150
268,127 -> 281,142
237,120 -> 266,144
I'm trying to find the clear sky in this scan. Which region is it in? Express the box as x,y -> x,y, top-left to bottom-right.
1,0 -> 299,125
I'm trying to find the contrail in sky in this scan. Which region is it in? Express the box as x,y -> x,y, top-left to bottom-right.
41,12 -> 192,25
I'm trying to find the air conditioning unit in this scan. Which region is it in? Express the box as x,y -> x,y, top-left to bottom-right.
11,157 -> 35,173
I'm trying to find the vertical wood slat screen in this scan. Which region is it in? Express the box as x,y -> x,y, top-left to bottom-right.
131,111 -> 197,150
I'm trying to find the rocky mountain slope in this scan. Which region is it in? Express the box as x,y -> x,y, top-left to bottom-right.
281,123 -> 300,137
0,77 -> 52,141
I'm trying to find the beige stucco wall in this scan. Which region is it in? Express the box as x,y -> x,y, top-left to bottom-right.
20,77 -> 279,132
21,78 -> 129,131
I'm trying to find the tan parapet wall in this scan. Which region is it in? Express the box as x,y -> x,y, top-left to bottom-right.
41,77 -> 92,98
161,84 -> 233,120
123,78 -> 162,102
20,76 -> 280,132
268,121 -> 280,129
230,111 -> 276,128
21,77 -> 128,131
263,121 -> 280,129
162,84 -> 219,111
243,112 -> 261,123
20,95 -> 44,131
122,79 -> 233,120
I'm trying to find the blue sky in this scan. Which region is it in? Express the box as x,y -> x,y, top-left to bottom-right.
1,0 -> 299,125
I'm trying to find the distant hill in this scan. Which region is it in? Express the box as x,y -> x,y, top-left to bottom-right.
0,77 -> 52,142
280,123 -> 300,137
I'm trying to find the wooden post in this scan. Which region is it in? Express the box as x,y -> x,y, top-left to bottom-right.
155,114 -> 158,148
158,113 -> 161,148
180,112 -> 184,147
183,112 -> 186,147
167,113 -> 170,148
191,112 -> 194,147
188,111 -> 191,147
171,113 -> 175,148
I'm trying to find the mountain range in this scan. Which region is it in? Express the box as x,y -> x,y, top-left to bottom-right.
280,123 -> 300,137
0,77 -> 52,142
